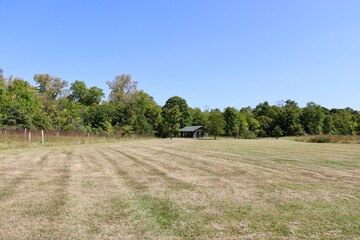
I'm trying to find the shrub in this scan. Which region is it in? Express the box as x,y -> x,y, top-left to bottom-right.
295,135 -> 360,144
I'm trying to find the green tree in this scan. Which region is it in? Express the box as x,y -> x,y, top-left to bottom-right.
253,101 -> 280,137
355,112 -> 360,135
207,108 -> 225,139
33,73 -> 68,100
189,107 -> 207,126
162,96 -> 190,129
85,86 -> 104,105
161,105 -> 182,138
107,74 -> 137,103
323,114 -> 335,134
132,91 -> 161,135
69,80 -> 104,106
276,100 -> 304,136
4,78 -> 42,128
237,112 -> 249,138
331,109 -> 357,135
238,107 -> 260,139
68,80 -> 87,102
223,107 -> 239,138
84,102 -> 115,132
273,125 -> 283,139
301,102 -> 325,134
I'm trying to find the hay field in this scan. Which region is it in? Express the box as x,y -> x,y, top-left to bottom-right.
0,139 -> 359,239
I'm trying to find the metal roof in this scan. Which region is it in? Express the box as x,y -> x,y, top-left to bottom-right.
179,126 -> 204,132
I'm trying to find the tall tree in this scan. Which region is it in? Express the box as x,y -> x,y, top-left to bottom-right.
323,114 -> 335,134
132,91 -> 161,135
162,96 -> 190,129
84,102 -> 115,133
161,105 -> 182,138
301,102 -> 325,134
207,108 -> 225,139
223,107 -> 239,138
68,80 -> 87,102
239,107 -> 260,138
276,100 -> 304,136
189,107 -> 206,126
85,87 -> 104,105
107,74 -> 137,103
69,80 -> 104,105
4,78 -> 41,128
331,109 -> 357,135
254,101 -> 279,137
33,73 -> 68,100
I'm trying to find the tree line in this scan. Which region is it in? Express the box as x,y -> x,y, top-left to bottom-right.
1,69 -> 359,138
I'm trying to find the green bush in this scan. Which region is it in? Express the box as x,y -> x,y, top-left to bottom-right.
295,135 -> 360,144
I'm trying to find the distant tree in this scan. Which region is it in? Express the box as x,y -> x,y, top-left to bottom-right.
161,105 -> 182,138
4,78 -> 41,128
276,100 -> 304,136
223,107 -> 239,138
189,107 -> 206,126
162,96 -> 190,129
85,87 -> 104,105
33,73 -> 68,100
331,109 -> 357,135
207,108 -> 225,139
50,99 -> 86,131
273,125 -> 283,139
107,74 -> 137,103
68,80 -> 87,102
69,80 -> 104,105
253,101 -> 279,137
322,114 -> 335,134
132,91 -> 161,135
84,102 -> 115,132
239,107 -> 260,139
237,112 -> 249,138
301,102 -> 325,134
355,113 -> 360,135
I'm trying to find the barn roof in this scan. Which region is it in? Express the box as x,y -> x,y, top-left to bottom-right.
179,126 -> 204,132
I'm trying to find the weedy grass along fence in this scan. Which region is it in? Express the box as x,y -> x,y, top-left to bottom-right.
294,134 -> 360,144
0,129 -> 136,150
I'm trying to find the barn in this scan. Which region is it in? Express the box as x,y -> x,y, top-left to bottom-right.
179,126 -> 206,138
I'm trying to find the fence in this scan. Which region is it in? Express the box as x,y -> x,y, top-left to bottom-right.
0,128 -> 139,149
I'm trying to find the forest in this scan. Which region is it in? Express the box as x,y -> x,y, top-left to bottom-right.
0,69 -> 359,138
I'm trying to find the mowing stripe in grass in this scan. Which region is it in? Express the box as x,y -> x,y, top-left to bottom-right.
97,148 -> 148,191
129,144 -> 237,177
23,151 -> 71,220
0,151 -> 52,202
109,147 -> 194,190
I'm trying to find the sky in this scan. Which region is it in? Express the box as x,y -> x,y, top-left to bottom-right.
1,0 -> 359,110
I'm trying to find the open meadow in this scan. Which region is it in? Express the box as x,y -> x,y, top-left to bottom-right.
0,138 -> 359,239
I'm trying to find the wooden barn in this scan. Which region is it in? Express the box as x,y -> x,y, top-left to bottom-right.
179,126 -> 206,138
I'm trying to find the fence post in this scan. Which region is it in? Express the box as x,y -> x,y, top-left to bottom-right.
29,132 -> 31,143
41,130 -> 44,145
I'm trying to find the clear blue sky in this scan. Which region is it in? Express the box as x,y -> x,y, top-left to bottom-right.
1,0 -> 359,110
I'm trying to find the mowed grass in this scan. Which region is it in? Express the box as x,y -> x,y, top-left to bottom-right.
0,139 -> 359,239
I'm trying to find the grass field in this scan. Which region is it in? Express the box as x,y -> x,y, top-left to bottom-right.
0,139 -> 359,239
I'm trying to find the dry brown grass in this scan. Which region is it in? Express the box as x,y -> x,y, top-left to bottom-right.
0,139 -> 359,239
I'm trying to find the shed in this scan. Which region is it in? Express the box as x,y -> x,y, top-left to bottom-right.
179,126 -> 206,138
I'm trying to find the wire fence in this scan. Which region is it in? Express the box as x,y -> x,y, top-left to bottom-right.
0,128 -> 143,150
